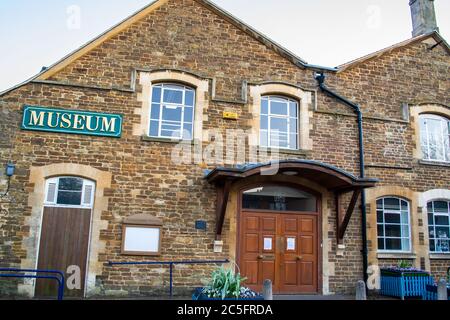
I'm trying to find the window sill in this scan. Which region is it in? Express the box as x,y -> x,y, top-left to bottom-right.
258,147 -> 311,156
418,160 -> 450,167
141,136 -> 196,145
429,253 -> 450,260
377,252 -> 416,259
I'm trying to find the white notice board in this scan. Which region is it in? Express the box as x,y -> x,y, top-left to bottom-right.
122,226 -> 161,255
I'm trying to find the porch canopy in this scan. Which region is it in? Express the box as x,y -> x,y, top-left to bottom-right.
205,160 -> 378,244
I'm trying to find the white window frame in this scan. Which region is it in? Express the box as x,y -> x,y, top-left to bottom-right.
260,95 -> 299,150
149,83 -> 195,140
44,176 -> 95,209
420,114 -> 450,163
427,199 -> 450,254
376,197 -> 412,253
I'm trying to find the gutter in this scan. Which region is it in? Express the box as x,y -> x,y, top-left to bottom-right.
314,72 -> 369,290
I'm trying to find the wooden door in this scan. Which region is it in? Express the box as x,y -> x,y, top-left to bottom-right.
35,207 -> 91,298
239,212 -> 318,294
279,214 -> 318,293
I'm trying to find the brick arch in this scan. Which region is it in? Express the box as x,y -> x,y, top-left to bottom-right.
419,189 -> 450,207
410,104 -> 450,160
19,163 -> 112,297
249,82 -> 313,150
134,69 -> 209,142
221,174 -> 335,294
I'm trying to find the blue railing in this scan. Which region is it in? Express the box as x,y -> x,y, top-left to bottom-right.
108,259 -> 229,297
423,284 -> 450,300
0,268 -> 65,300
380,272 -> 434,300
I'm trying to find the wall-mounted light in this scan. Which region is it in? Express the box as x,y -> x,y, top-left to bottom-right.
6,163 -> 15,177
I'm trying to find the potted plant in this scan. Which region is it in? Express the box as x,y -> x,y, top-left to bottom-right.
380,260 -> 434,300
192,265 -> 263,300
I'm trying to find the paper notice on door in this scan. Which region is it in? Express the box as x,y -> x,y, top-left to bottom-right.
287,237 -> 296,251
263,237 -> 273,251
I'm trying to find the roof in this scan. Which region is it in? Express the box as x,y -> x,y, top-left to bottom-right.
1,2 -> 448,97
0,0 -> 336,97
205,160 -> 378,191
337,31 -> 450,73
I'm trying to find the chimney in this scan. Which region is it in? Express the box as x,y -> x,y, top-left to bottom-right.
409,0 -> 439,37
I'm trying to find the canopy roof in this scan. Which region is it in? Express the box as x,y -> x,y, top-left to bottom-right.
205,159 -> 378,192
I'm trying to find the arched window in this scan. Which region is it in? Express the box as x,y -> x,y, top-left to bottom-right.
427,200 -> 450,253
44,176 -> 95,208
260,96 -> 299,150
376,197 -> 411,252
149,83 -> 195,140
420,114 -> 450,162
242,185 -> 316,212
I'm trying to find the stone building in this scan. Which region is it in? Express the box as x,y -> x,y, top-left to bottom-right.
0,0 -> 448,298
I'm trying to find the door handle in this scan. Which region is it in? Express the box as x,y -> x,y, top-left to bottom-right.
296,256 -> 303,261
258,255 -> 264,260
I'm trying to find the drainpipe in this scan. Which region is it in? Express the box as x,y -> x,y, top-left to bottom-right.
314,72 -> 369,289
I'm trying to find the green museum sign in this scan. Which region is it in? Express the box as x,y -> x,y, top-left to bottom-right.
21,106 -> 123,138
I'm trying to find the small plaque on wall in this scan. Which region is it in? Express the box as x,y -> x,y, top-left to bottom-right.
121,214 -> 163,256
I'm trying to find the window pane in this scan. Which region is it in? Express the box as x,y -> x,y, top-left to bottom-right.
57,191 -> 82,205
163,89 -> 183,104
429,226 -> 435,238
242,186 -> 316,212
378,238 -> 385,250
385,213 -> 400,224
435,215 -> 449,226
401,239 -> 410,251
149,121 -> 159,136
428,212 -> 434,225
270,101 -> 288,115
261,99 -> 269,115
434,201 -> 449,213
401,200 -> 408,211
401,225 -> 410,238
289,101 -> 298,117
430,239 -> 435,252
377,225 -> 384,237
386,238 -> 402,250
184,107 -> 193,123
183,124 -> 193,140
436,227 -> 450,239
427,202 -> 433,212
289,118 -> 298,133
260,130 -> 268,147
261,115 -> 268,130
270,118 -> 288,132
289,134 -> 298,150
152,86 -> 162,103
150,104 -> 160,120
401,211 -> 409,224
376,199 -> 383,210
58,178 -> 83,191
384,198 -> 400,210
185,90 -> 195,106
385,225 -> 401,237
377,211 -> 384,223
436,239 -> 450,252
162,106 -> 182,122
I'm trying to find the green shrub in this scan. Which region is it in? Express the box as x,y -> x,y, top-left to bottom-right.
202,266 -> 247,300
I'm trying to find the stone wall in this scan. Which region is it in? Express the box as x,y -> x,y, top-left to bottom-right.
0,0 -> 448,297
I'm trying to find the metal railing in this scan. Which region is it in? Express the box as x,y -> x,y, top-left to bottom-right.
0,268 -> 65,300
108,259 -> 229,297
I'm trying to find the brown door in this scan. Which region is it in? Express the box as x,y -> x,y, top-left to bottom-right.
35,207 -> 91,298
239,211 -> 318,294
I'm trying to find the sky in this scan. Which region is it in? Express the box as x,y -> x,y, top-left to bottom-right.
0,0 -> 449,92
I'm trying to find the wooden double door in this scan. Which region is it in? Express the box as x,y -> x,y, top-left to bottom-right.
239,211 -> 319,294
